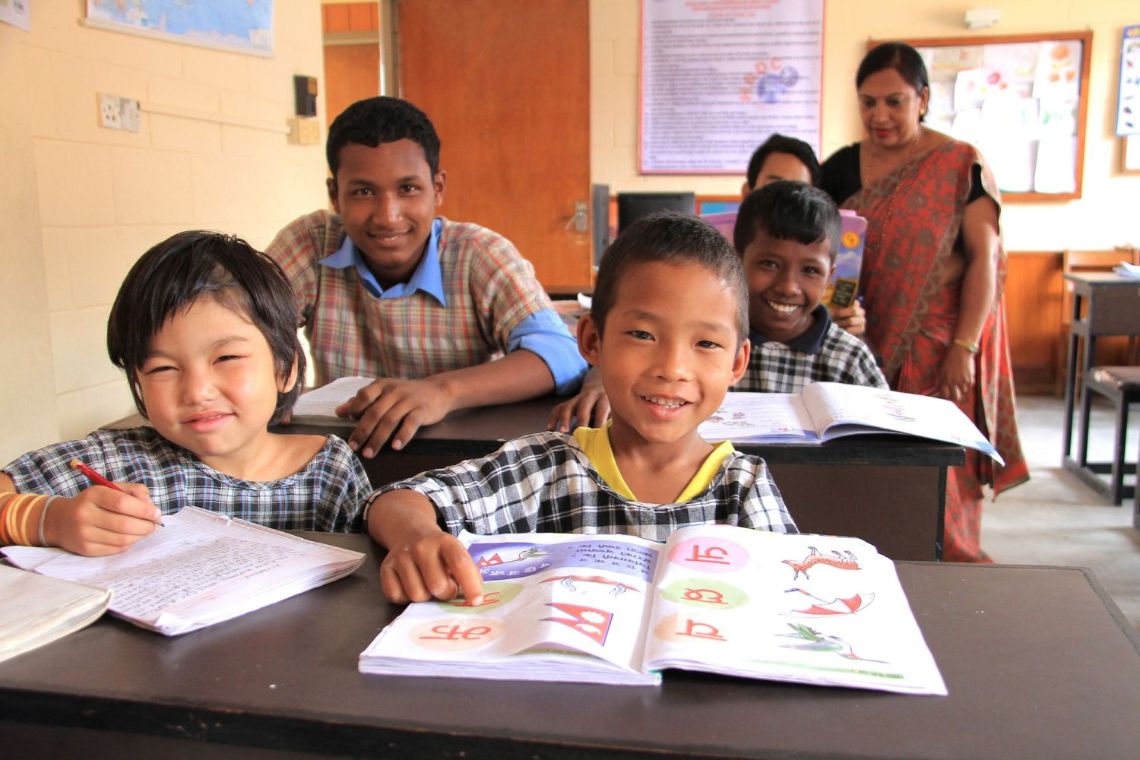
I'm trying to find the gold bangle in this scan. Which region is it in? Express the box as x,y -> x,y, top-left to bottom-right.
952,338 -> 980,354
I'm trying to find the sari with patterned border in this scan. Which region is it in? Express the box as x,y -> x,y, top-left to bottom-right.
842,140 -> 1029,562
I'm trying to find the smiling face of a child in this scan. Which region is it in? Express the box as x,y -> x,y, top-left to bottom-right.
578,260 -> 749,458
137,296 -> 295,479
328,139 -> 446,289
741,228 -> 833,344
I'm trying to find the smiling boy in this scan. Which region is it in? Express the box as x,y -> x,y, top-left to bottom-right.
733,181 -> 886,392
265,97 -> 586,456
368,214 -> 796,605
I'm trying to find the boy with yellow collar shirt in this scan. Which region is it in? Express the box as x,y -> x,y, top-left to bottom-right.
734,181 -> 886,393
368,214 -> 796,605
266,97 -> 586,457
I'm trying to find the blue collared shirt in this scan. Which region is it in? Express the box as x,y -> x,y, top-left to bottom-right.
319,219 -> 586,393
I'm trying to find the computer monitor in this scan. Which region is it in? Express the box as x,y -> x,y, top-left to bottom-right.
616,192 -> 697,234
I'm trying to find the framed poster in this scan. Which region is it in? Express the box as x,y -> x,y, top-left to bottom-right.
885,31 -> 1092,202
639,0 -> 824,175
83,0 -> 274,57
1117,25 -> 1140,136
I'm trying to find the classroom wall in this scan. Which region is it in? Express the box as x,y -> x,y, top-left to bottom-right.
590,0 -> 1140,251
0,2 -> 329,464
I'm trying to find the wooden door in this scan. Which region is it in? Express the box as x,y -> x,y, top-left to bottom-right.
322,3 -> 381,127
397,0 -> 592,291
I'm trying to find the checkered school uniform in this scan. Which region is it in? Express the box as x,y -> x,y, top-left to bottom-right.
373,431 -> 797,542
265,211 -> 552,386
3,428 -> 370,532
738,305 -> 887,393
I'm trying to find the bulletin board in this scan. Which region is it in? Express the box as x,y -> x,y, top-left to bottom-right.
878,31 -> 1092,202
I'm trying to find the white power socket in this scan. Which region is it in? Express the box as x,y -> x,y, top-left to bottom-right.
98,93 -> 121,129
119,98 -> 140,133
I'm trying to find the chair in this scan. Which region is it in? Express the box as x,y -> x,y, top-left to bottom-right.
1076,366 -> 1140,514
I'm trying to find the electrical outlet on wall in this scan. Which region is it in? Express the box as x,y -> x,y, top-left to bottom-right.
98,93 -> 121,129
119,98 -> 141,133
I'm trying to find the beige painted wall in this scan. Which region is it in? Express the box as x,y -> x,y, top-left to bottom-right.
0,1 -> 329,463
590,0 -> 1140,251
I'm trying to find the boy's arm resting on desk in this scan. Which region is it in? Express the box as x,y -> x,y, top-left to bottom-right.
337,350 -> 557,457
367,489 -> 483,605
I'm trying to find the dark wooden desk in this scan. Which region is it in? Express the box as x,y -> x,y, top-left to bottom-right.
1061,273 -> 1140,494
2,533 -> 1138,759
284,397 -> 962,562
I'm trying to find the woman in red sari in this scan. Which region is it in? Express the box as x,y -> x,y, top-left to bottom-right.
821,42 -> 1028,562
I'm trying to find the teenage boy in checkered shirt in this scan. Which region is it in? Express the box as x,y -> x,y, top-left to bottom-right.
368,214 -> 797,605
731,180 -> 886,393
265,97 -> 586,458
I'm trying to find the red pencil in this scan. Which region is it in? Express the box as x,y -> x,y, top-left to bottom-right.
69,458 -> 164,526
69,458 -> 124,492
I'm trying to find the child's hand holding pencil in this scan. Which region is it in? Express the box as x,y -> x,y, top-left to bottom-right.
35,460 -> 166,557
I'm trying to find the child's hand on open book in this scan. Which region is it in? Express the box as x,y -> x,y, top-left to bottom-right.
380,529 -> 484,605
369,489 -> 484,605
46,483 -> 162,557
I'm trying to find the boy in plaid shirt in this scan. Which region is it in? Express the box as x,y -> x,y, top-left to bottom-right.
368,214 -> 797,605
548,180 -> 884,430
732,180 -> 886,393
265,97 -> 585,458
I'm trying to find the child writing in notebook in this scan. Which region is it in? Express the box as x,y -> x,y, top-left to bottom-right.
369,213 -> 797,604
0,231 -> 371,556
548,181 -> 885,429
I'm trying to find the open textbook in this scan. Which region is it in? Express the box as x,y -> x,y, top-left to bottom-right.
699,382 -> 1002,463
359,526 -> 947,695
1,507 -> 364,636
0,564 -> 111,664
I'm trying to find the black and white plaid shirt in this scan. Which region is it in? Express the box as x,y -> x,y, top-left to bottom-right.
738,306 -> 887,393
375,432 -> 797,542
4,427 -> 370,532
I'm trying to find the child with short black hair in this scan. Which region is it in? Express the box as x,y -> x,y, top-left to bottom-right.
734,181 -> 886,392
266,96 -> 586,457
369,213 -> 796,605
0,231 -> 370,556
742,133 -> 821,194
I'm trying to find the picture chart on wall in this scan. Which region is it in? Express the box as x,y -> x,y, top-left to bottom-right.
885,31 -> 1092,201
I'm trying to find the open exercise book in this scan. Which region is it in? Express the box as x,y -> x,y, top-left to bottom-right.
699,382 -> 1003,463
289,376 -> 372,424
1,507 -> 364,636
359,526 -> 947,695
0,564 -> 111,664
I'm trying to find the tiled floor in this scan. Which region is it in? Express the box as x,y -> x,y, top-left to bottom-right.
984,393 -> 1139,632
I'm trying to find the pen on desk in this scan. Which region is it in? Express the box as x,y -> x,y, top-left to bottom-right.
69,458 -> 165,526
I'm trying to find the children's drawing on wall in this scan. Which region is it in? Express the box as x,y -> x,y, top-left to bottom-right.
916,36 -> 1085,196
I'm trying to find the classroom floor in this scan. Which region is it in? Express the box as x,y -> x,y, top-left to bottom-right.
983,393 -> 1140,633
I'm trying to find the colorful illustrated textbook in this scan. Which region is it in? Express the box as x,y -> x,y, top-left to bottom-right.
823,210 -> 867,308
358,526 -> 947,695
699,382 -> 1002,462
2,507 -> 365,636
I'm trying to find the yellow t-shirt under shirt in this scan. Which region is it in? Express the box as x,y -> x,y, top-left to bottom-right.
572,425 -> 734,503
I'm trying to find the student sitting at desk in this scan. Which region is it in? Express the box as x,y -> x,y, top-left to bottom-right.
0,232 -> 370,556
265,97 -> 586,458
732,181 -> 886,392
548,181 -> 885,430
368,213 -> 797,604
